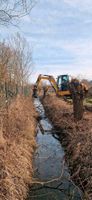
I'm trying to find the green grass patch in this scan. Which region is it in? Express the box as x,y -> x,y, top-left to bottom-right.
85,97 -> 92,104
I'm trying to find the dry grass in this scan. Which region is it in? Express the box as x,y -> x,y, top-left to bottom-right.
43,95 -> 92,200
0,95 -> 37,200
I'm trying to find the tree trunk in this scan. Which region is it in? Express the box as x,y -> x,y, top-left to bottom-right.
72,93 -> 83,120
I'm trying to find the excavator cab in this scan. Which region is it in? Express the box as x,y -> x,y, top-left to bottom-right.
57,75 -> 69,91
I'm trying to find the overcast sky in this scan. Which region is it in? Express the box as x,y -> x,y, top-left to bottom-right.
1,0 -> 92,82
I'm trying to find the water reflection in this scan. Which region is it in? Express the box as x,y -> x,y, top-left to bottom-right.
27,99 -> 82,200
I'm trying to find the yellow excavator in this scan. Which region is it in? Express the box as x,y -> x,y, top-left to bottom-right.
33,74 -> 88,120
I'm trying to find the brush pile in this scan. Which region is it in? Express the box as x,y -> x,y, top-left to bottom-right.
0,95 -> 37,200
43,95 -> 92,200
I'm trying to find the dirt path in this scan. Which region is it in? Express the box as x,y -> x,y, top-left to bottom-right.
43,95 -> 92,200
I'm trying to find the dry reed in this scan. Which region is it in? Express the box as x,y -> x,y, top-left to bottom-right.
0,95 -> 37,200
43,95 -> 92,200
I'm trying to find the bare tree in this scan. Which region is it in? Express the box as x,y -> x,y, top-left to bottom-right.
0,33 -> 33,101
10,33 -> 33,87
0,0 -> 36,25
0,41 -> 11,83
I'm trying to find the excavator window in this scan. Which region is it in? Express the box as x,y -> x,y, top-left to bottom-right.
57,75 -> 69,91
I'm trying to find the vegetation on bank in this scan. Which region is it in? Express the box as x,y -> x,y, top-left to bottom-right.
0,95 -> 37,200
43,95 -> 92,200
0,35 -> 37,200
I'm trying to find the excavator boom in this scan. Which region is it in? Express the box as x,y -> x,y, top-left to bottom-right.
35,74 -> 58,92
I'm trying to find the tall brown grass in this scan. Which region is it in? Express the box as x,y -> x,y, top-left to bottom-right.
43,95 -> 92,200
0,95 -> 37,200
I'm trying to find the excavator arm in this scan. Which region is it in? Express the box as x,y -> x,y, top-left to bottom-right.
36,74 -> 58,92
33,74 -> 59,97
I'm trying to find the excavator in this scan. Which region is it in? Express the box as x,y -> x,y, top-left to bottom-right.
33,74 -> 88,120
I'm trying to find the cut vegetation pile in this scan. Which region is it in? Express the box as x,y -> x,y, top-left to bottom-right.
0,95 -> 37,200
43,95 -> 92,200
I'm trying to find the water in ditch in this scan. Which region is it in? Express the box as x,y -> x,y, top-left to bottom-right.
28,98 -> 82,200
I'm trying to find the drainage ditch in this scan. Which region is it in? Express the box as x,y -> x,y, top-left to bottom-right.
27,98 -> 82,200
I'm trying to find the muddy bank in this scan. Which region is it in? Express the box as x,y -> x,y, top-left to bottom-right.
0,95 -> 37,200
43,95 -> 92,200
